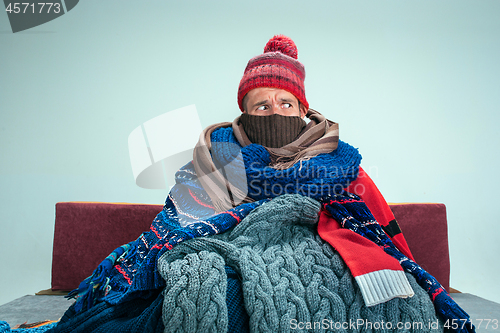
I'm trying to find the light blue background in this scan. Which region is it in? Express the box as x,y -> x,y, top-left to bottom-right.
1,0 -> 499,307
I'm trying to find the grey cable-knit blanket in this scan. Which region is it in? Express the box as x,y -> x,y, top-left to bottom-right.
158,194 -> 443,332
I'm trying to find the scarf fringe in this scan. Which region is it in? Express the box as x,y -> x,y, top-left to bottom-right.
67,243 -> 134,312
355,269 -> 414,306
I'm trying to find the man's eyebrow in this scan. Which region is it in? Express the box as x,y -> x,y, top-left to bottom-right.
251,100 -> 269,108
279,98 -> 296,103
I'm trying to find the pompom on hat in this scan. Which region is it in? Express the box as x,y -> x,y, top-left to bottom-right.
238,35 -> 309,112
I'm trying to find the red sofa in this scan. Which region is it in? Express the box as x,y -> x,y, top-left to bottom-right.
51,202 -> 450,293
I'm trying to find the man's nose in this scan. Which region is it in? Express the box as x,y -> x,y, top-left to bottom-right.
269,103 -> 280,114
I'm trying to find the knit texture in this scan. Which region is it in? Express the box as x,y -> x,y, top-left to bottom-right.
66,125 -> 360,313
66,159 -> 268,313
158,194 -> 444,333
238,35 -> 308,111
209,126 -> 361,202
239,113 -> 306,148
320,194 -> 475,333
46,291 -> 165,333
225,266 -> 250,333
59,124 -> 474,332
48,269 -> 248,333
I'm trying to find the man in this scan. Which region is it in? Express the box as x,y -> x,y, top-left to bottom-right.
186,34 -> 473,332
51,35 -> 473,333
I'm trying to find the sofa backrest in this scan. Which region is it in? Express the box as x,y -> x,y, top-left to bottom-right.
51,202 -> 163,291
390,203 -> 450,291
51,202 -> 450,292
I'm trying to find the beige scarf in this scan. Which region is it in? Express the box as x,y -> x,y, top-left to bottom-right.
192,109 -> 339,212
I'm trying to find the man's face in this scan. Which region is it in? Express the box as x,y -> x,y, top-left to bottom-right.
243,87 -> 307,118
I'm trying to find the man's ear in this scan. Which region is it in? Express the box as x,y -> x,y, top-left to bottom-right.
242,95 -> 249,113
299,103 -> 308,118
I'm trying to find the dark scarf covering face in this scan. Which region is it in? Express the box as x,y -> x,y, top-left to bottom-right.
238,113 -> 307,148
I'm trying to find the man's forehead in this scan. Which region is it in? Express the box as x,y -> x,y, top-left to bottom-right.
246,87 -> 298,101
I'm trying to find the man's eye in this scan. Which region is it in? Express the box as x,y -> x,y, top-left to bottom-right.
257,105 -> 267,111
282,103 -> 292,109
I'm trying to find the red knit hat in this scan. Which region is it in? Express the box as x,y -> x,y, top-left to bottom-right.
237,35 -> 309,112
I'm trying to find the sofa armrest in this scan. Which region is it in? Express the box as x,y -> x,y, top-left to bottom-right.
51,202 -> 163,291
389,203 -> 450,292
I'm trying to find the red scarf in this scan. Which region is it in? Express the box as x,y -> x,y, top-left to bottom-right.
318,167 -> 416,306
